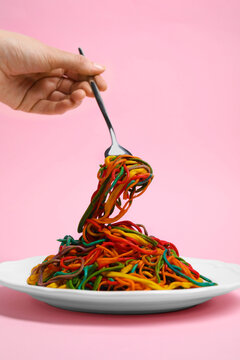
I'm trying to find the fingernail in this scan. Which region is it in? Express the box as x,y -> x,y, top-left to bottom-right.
93,63 -> 105,71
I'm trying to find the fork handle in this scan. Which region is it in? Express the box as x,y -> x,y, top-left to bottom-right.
88,77 -> 113,132
78,48 -> 117,144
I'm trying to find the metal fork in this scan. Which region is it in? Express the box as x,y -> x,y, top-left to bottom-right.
78,48 -> 132,157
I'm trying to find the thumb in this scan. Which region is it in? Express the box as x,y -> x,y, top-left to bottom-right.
49,48 -> 105,76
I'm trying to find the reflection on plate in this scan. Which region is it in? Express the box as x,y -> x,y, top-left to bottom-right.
0,255 -> 240,314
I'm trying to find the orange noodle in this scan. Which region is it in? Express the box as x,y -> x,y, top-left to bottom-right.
27,155 -> 217,290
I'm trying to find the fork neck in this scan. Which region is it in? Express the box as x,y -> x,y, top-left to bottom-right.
109,128 -> 119,146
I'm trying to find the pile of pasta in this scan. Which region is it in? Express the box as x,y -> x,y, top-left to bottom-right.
27,155 -> 216,290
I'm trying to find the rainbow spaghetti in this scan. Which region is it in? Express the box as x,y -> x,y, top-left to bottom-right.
27,155 -> 217,290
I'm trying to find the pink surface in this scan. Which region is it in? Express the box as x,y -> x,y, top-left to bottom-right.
0,1 -> 240,359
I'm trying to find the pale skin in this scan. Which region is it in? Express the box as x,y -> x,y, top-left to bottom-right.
0,30 -> 107,115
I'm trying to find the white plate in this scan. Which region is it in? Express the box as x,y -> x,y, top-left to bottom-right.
0,255 -> 239,314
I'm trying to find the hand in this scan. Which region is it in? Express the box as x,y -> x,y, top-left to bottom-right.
0,30 -> 107,115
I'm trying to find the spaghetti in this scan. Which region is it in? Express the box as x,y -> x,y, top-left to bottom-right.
27,155 -> 216,290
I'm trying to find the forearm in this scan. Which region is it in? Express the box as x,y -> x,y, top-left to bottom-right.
0,68 -> 11,107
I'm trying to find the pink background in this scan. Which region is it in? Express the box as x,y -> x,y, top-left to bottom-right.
0,1 -> 239,359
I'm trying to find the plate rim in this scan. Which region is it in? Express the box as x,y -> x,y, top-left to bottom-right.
0,255 -> 240,298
